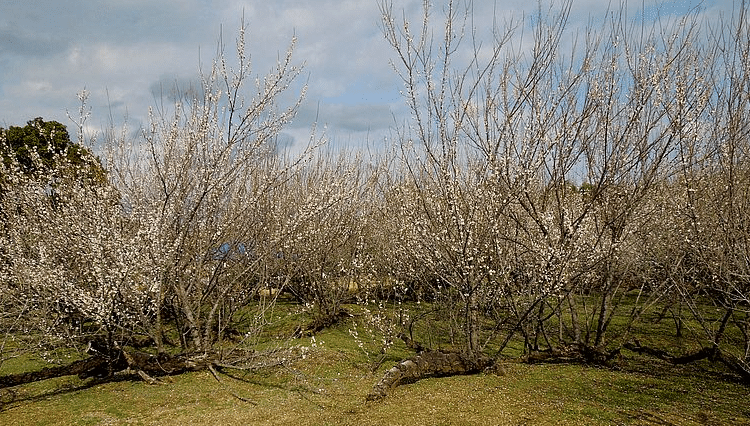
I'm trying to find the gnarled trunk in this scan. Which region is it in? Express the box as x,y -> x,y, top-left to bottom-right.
367,349 -> 493,401
0,348 -> 212,390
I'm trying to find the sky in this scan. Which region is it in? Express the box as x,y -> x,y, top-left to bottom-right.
0,0 -> 735,152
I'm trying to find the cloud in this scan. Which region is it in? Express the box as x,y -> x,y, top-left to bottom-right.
149,74 -> 204,103
0,25 -> 69,57
297,102 -> 397,133
0,0 -> 736,148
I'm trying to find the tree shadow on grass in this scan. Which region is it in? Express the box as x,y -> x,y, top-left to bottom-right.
0,372 -> 142,412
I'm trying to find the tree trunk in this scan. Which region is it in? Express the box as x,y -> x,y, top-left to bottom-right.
0,356 -> 110,388
0,349 -> 212,389
525,343 -> 620,365
367,349 -> 493,401
623,341 -> 750,384
567,292 -> 581,343
594,282 -> 611,347
465,291 -> 480,355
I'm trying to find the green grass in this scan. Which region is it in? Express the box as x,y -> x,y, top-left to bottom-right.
1,299 -> 749,425
2,323 -> 749,425
2,356 -> 747,425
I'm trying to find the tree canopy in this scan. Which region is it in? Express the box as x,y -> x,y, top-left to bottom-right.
0,117 -> 106,186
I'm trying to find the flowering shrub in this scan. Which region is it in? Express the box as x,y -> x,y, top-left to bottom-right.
1,1 -> 749,386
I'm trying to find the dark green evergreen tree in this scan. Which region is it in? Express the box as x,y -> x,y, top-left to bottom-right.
0,117 -> 106,185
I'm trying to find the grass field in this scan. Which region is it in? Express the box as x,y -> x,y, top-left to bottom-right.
1,312 -> 749,426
